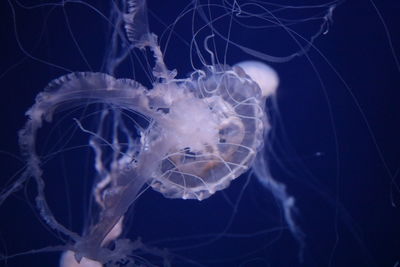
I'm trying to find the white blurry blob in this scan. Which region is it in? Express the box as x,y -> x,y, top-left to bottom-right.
235,61 -> 279,98
60,251 -> 102,267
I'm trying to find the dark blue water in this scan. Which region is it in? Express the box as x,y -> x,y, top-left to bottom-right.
0,1 -> 399,266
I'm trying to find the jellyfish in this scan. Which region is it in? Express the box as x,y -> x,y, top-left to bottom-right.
0,0 -> 338,265
8,0 -> 286,265
3,0 -> 399,266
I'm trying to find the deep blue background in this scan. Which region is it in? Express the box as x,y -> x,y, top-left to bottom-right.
0,1 -> 399,266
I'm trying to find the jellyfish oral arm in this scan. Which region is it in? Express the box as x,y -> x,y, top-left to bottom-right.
73,170 -> 148,263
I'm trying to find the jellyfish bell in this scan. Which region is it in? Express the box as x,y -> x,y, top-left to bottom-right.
149,65 -> 268,200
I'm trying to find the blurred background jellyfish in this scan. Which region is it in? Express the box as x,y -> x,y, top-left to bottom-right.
0,0 -> 399,266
